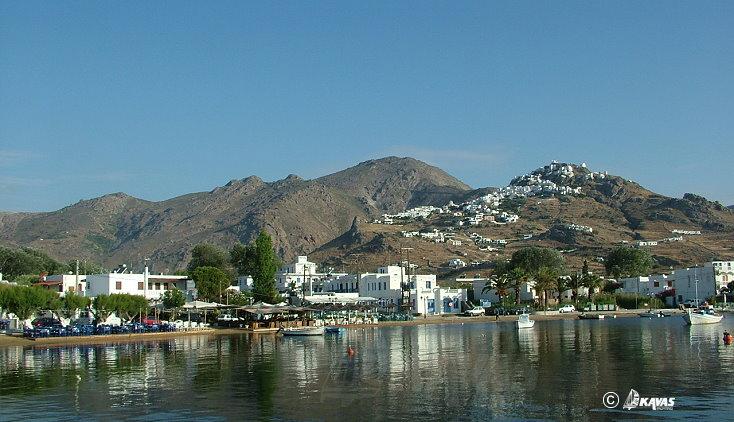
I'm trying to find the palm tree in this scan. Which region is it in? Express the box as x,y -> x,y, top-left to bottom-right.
484,269 -> 512,306
508,267 -> 527,305
535,266 -> 559,311
567,272 -> 583,306
554,274 -> 568,305
583,273 -> 604,301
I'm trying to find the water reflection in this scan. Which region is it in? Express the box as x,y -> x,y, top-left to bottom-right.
1,318 -> 733,421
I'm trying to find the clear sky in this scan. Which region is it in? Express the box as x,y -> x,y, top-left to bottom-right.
1,1 -> 732,212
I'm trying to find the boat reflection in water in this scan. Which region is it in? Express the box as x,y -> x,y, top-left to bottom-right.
1,318 -> 734,420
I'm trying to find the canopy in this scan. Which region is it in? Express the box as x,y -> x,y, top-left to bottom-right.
183,300 -> 227,309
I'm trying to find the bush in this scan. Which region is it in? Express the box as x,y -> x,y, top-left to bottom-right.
592,293 -> 617,305
614,293 -> 664,309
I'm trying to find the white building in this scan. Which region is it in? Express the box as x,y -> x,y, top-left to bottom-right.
448,258 -> 467,269
236,275 -> 254,292
85,268 -> 194,301
35,274 -> 87,297
357,266 -> 466,315
617,261 -> 734,306
276,256 -> 347,293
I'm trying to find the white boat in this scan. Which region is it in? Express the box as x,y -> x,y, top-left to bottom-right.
681,268 -> 722,325
683,309 -> 723,325
281,326 -> 325,336
517,313 -> 535,329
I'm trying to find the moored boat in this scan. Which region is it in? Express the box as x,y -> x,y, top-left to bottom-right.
281,326 -> 325,336
683,309 -> 723,325
639,310 -> 668,318
517,313 -> 535,329
325,326 -> 345,334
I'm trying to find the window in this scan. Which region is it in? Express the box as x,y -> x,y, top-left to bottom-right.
155,283 -> 161,290
384,281 -> 387,290
667,281 -> 673,287
138,282 -> 144,290
116,281 -> 122,290
653,282 -> 660,287
148,283 -> 153,290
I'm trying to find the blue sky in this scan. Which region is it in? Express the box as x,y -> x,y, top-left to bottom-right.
1,1 -> 732,212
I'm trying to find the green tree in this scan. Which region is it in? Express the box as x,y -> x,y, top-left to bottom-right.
230,243 -> 258,277
192,266 -> 230,302
251,231 -> 281,304
510,247 -> 566,277
567,272 -> 583,305
4,286 -> 57,321
484,263 -> 512,306
61,292 -> 91,319
108,293 -> 149,322
508,267 -> 528,305
604,247 -> 654,279
534,266 -> 559,311
583,273 -> 604,301
92,294 -> 113,324
187,244 -> 230,273
162,288 -> 186,309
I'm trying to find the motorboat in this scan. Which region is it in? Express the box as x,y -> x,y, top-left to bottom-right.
325,326 -> 346,334
639,310 -> 668,318
683,308 -> 723,325
281,326 -> 325,336
517,313 -> 535,329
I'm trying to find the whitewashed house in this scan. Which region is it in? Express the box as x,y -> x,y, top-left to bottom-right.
276,256 -> 347,293
85,268 -> 195,300
35,274 -> 87,297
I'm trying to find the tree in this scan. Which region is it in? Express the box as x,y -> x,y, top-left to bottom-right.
484,263 -> 512,306
567,272 -> 583,305
554,274 -> 568,304
251,231 -> 281,304
0,246 -> 63,281
162,288 -> 186,309
192,266 -> 230,302
61,292 -> 91,319
108,294 -> 149,322
510,247 -> 565,278
4,286 -> 57,322
508,267 -> 528,305
583,274 -> 604,301
534,266 -> 559,311
187,244 -> 230,273
92,294 -> 113,324
230,243 -> 258,277
604,247 -> 654,279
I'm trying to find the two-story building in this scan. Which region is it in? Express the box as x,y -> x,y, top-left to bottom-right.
85,267 -> 195,301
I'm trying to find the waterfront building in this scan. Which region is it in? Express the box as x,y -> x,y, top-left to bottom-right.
276,255 -> 347,293
35,274 -> 87,296
85,267 -> 195,300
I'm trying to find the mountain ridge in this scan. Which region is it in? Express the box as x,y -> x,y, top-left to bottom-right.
0,158 -> 731,274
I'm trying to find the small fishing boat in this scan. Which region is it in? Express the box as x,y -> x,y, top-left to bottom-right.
516,313 -> 535,329
683,308 -> 723,325
639,310 -> 668,318
325,326 -> 345,334
681,268 -> 723,326
579,313 -> 605,320
281,326 -> 325,336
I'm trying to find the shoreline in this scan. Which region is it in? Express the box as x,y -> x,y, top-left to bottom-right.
0,309 -> 684,348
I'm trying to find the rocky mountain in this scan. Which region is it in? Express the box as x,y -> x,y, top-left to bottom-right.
0,157 -> 471,271
312,162 -> 734,279
1,158 -> 732,276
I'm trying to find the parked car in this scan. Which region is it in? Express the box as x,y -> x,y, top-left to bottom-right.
488,307 -> 508,316
558,304 -> 576,313
32,317 -> 62,328
465,307 -> 485,316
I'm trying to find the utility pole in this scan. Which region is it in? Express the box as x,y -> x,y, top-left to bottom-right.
75,259 -> 80,294
401,247 -> 414,313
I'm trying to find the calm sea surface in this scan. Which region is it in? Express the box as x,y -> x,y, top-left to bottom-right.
1,317 -> 733,421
